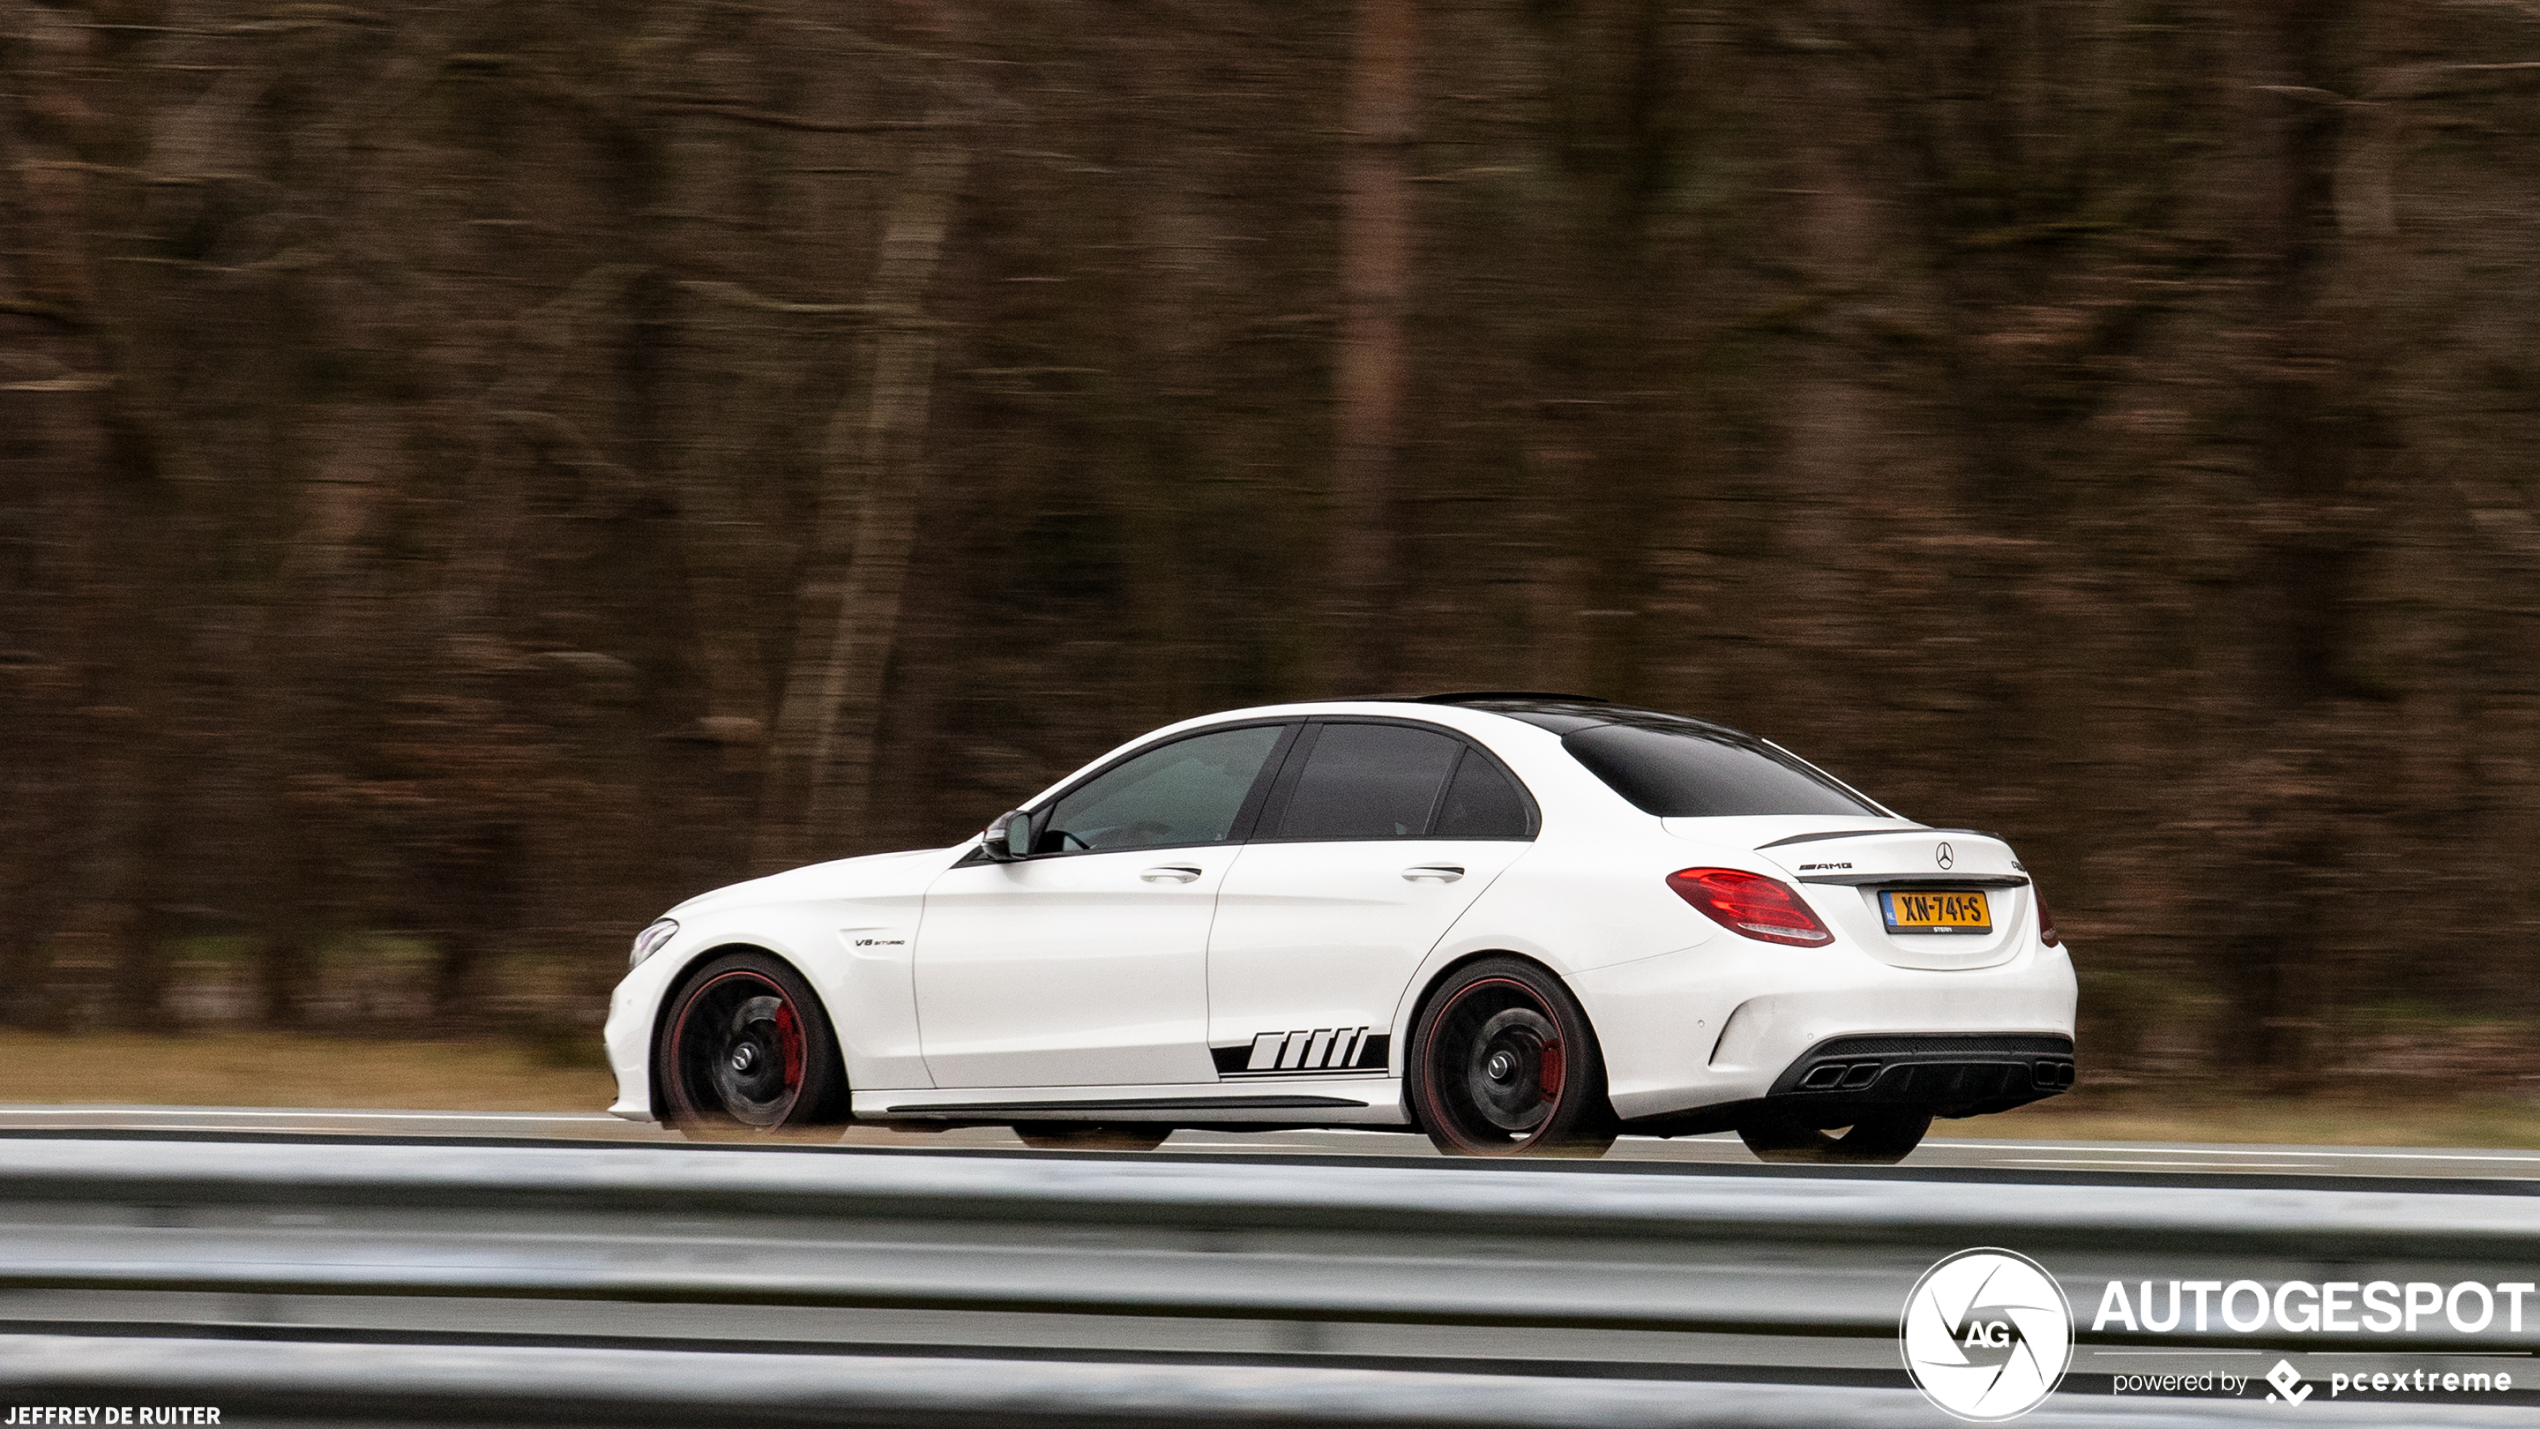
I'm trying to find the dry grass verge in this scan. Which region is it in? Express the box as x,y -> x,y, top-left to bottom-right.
0,1032 -> 614,1112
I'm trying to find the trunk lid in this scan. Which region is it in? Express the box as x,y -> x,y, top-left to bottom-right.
1664,818 -> 2033,971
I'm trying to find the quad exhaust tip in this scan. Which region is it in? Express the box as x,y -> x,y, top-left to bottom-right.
1793,1056 -> 2075,1093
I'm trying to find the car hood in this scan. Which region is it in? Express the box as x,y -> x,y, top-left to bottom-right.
667,845 -> 967,918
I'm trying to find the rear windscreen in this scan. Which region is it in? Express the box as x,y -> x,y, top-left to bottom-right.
1561,723 -> 1884,818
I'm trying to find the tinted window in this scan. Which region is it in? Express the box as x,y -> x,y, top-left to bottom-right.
1039,724 -> 1284,854
1273,723 -> 1462,840
1432,752 -> 1532,839
1562,723 -> 1882,818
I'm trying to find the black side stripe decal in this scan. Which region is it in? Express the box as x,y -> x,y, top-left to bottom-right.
1210,1031 -> 1391,1077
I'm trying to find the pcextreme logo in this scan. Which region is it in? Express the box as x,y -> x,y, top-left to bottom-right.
1901,1248 -> 2075,1422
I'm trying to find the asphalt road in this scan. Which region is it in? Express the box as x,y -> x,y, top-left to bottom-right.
3,1104 -> 2536,1179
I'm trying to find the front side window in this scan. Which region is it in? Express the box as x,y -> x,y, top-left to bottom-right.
1037,724 -> 1285,854
1271,723 -> 1467,840
1562,723 -> 1882,818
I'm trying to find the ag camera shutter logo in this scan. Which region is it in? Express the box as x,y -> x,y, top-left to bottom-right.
1902,1248 -> 2075,1421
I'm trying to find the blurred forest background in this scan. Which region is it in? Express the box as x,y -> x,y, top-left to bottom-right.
5,0 -> 2540,1092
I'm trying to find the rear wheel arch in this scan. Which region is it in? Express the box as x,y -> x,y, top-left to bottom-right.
1399,949 -> 1618,1153
1399,949 -> 1596,1074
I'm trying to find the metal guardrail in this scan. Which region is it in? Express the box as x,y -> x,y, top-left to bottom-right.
0,1135 -> 2533,1425
7,1133 -> 2540,1249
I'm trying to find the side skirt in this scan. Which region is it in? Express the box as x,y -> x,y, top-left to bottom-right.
854,1078 -> 1411,1126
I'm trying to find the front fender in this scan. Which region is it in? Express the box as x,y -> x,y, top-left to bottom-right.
603,848 -> 963,1118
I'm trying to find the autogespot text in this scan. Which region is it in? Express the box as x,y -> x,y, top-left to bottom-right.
2093,1278 -> 2537,1336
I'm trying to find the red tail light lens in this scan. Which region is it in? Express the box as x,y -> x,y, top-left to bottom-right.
1667,868 -> 1834,947
2037,890 -> 2061,948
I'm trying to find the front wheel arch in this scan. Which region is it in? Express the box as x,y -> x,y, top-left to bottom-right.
648,943 -> 850,1126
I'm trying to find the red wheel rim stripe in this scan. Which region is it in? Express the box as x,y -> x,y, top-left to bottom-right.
1424,975 -> 1565,1147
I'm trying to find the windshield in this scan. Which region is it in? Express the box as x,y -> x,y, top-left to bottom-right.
1561,723 -> 1885,818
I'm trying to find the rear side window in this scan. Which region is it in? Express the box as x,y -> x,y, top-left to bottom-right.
1272,723 -> 1463,840
1432,750 -> 1531,839
1562,723 -> 1882,818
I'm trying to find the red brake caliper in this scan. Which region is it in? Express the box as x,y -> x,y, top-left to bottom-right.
1538,1038 -> 1564,1101
775,1001 -> 805,1090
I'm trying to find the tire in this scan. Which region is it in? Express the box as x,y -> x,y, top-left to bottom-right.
1407,957 -> 1618,1158
1011,1122 -> 1172,1151
657,951 -> 850,1136
1737,1108 -> 1930,1165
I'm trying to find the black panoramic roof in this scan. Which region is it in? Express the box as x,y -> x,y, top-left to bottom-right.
1413,692 -> 1762,741
1412,691 -> 1610,706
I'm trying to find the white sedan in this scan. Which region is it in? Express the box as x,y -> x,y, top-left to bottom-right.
605,695 -> 2077,1161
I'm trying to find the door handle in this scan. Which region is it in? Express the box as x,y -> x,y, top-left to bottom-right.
1402,864 -> 1465,883
1140,865 -> 1203,884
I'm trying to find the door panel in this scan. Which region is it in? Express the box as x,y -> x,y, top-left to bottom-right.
1206,839 -> 1530,1066
1210,721 -> 1537,1069
917,850 -> 1224,1088
913,722 -> 1293,1089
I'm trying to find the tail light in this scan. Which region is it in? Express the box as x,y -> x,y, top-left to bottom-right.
2037,890 -> 2061,948
1667,868 -> 1834,947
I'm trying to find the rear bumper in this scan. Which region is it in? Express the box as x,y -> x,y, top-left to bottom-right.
1768,1031 -> 2073,1116
1571,936 -> 2078,1122
1622,1032 -> 2075,1136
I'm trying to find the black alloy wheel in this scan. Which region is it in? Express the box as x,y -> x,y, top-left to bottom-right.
658,951 -> 849,1136
1408,957 -> 1617,1158
1011,1122 -> 1172,1151
1737,1108 -> 1930,1165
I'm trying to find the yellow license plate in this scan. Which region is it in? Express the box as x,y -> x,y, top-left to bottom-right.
1881,888 -> 1991,934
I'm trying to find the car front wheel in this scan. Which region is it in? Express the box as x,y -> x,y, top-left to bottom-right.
658,951 -> 849,1136
1408,957 -> 1617,1158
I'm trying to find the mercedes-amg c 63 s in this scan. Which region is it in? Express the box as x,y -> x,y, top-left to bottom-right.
605,695 -> 2077,1161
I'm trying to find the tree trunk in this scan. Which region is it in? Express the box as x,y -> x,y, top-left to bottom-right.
1326,0 -> 1418,695
756,120 -> 969,873
2220,0 -> 2365,1074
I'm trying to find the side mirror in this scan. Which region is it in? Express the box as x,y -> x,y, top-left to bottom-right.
983,809 -> 1031,861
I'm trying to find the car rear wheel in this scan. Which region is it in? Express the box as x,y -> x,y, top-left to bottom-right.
1011,1122 -> 1172,1151
1408,957 -> 1617,1158
1737,1108 -> 1929,1165
658,951 -> 849,1137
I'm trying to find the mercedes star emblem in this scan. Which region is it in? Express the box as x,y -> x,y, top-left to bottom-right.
1936,841 -> 1955,870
